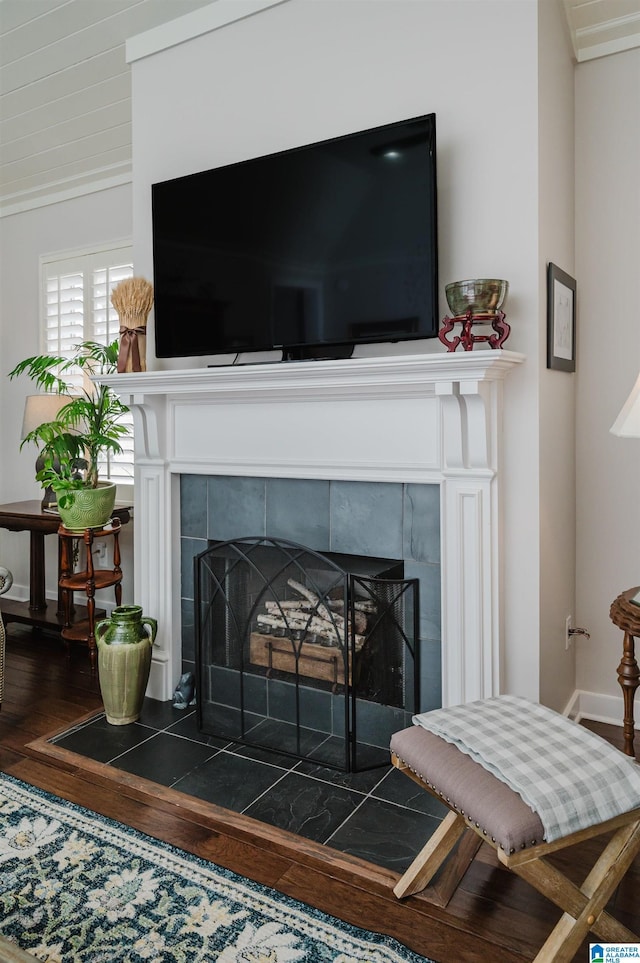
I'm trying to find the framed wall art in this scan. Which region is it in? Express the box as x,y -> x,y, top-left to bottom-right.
547,262 -> 576,372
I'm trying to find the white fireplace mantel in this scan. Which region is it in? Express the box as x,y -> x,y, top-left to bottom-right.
100,349 -> 524,704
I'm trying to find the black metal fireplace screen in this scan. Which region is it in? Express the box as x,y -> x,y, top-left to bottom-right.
195,536 -> 419,771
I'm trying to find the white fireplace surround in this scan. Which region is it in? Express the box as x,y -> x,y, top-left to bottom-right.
100,349 -> 524,704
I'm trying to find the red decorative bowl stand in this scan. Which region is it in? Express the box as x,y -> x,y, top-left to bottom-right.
438,310 -> 510,352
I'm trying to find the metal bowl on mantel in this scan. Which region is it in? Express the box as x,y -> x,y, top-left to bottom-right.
445,279 -> 509,317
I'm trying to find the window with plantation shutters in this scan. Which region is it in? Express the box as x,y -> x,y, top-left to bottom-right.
41,243 -> 135,487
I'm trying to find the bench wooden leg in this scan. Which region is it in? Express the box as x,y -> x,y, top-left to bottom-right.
509,818 -> 640,963
393,810 -> 482,906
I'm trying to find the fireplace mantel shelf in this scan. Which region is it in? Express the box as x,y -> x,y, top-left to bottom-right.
98,349 -> 525,401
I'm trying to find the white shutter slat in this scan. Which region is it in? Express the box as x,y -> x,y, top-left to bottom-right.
41,245 -> 134,482
91,261 -> 133,342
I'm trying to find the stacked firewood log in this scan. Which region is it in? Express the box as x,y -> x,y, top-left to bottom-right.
255,578 -> 376,652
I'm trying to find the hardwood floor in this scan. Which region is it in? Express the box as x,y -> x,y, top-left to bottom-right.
1,625 -> 639,963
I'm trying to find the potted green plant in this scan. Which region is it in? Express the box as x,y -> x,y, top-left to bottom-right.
9,340 -> 130,531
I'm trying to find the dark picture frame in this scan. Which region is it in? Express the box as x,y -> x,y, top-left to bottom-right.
547,263 -> 576,371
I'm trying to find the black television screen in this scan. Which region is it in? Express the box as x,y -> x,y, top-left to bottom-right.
152,113 -> 438,361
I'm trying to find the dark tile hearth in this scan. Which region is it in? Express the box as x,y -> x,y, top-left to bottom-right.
52,697 -> 446,873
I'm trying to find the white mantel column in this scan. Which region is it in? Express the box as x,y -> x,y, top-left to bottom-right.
438,377 -> 503,705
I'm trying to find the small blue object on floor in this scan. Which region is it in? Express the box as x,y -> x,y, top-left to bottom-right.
172,670 -> 196,708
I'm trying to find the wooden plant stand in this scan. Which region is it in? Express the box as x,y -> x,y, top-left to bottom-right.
59,519 -> 123,671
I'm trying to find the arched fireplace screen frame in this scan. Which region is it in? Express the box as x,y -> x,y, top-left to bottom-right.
195,536 -> 419,771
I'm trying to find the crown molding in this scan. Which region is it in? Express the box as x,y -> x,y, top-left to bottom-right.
0,167 -> 132,219
126,0 -> 289,64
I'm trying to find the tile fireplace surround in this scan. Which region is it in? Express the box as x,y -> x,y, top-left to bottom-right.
100,350 -> 524,706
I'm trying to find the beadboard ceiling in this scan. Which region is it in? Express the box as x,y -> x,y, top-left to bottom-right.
0,0 -> 213,216
1,0 -> 639,217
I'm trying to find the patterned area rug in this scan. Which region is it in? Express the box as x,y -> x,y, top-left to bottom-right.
0,774 -> 434,962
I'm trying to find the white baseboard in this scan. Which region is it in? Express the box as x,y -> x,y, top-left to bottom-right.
2,584 -> 28,604
565,689 -> 625,727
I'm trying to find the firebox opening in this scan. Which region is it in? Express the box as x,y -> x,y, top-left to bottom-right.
195,536 -> 419,772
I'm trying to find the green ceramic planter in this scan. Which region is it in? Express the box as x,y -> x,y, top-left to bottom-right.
95,605 -> 157,725
57,481 -> 117,532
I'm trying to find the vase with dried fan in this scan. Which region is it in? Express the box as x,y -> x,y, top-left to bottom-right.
112,277 -> 154,373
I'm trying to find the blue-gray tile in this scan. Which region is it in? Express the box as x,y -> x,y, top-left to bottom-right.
173,750 -> 286,810
237,717 -> 328,760
181,536 -> 208,600
208,476 -> 266,540
419,638 -> 442,712
330,481 -> 403,558
199,702 -> 244,740
167,712 -> 231,749
138,697 -> 193,731
403,483 -> 440,563
327,797 -> 442,872
372,767 -> 448,817
243,671 -> 268,717
331,692 -> 348,737
54,716 -> 156,764
244,771 -> 361,842
405,560 -> 441,639
295,754 -> 388,793
227,739 -> 301,769
268,674 -> 334,731
298,685 -> 332,733
181,597 -> 195,662
266,478 -> 330,547
180,475 -> 208,537
296,735 -> 354,774
352,699 -> 414,750
111,731 -> 219,786
207,666 -> 242,708
266,676 -> 298,724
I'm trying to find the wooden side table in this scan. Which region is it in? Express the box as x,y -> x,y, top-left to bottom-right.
59,519 -> 124,671
609,586 -> 640,758
0,500 -> 130,634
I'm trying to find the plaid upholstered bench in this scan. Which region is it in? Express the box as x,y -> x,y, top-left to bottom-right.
390,696 -> 640,963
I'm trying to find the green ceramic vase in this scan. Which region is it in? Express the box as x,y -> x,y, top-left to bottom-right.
95,605 -> 157,725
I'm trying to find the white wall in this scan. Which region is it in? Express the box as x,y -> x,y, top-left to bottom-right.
0,185 -> 135,607
537,0 -> 577,708
130,0 -> 567,704
575,48 -> 640,718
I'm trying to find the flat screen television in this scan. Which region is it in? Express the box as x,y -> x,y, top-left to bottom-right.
151,112 -> 438,362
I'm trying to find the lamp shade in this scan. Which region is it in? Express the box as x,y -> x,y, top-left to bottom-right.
611,374 -> 640,439
610,373 -> 640,608
21,394 -> 72,439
